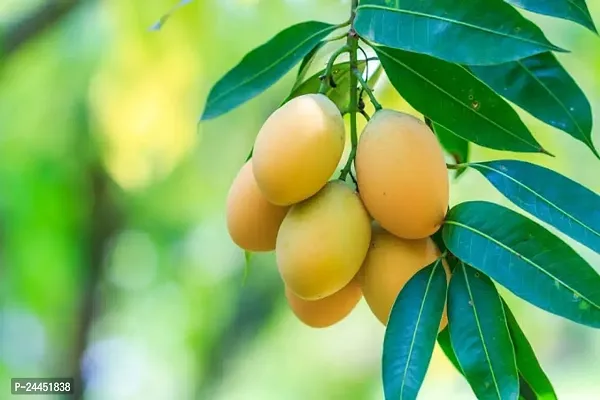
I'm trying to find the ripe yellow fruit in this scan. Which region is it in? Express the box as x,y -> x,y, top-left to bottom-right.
226,161 -> 289,251
276,180 -> 371,300
286,278 -> 362,328
360,227 -> 450,330
252,94 -> 345,206
355,110 -> 449,239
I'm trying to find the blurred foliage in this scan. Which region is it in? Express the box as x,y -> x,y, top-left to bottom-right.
0,1 -> 599,399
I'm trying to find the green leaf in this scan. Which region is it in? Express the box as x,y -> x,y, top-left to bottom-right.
294,41 -> 326,89
443,201 -> 600,328
201,21 -> 337,120
242,250 -> 252,286
432,123 -> 469,178
355,0 -> 565,66
448,263 -> 519,400
283,61 -> 366,111
374,46 -> 547,154
505,0 -> 597,34
502,300 -> 557,400
439,337 -> 545,400
470,52 -> 598,159
470,160 -> 600,254
383,258 -> 448,400
437,328 -> 462,374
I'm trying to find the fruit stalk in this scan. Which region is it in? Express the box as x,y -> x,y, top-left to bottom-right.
339,0 -> 360,181
318,44 -> 350,94
354,68 -> 382,111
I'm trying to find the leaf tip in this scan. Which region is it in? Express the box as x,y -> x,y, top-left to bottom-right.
199,106 -> 218,122
540,147 -> 555,157
589,144 -> 600,161
551,45 -> 570,54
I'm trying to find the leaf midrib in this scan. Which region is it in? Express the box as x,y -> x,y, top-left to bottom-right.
445,220 -> 600,310
375,47 -> 540,151
503,302 -> 553,399
566,0 -> 594,25
206,24 -> 335,107
357,4 -> 557,50
399,259 -> 442,399
461,264 -> 503,400
473,162 -> 600,241
514,59 -> 596,154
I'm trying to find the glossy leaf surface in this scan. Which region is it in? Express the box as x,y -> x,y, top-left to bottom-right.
201,21 -> 337,120
443,201 -> 600,328
355,0 -> 564,65
448,264 -> 519,400
383,259 -> 448,400
375,46 -> 546,153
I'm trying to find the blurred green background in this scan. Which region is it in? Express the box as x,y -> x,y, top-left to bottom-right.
0,1 -> 599,399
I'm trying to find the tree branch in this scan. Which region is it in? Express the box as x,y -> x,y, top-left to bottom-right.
2,0 -> 80,58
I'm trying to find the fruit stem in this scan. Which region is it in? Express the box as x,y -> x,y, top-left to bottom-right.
338,1 -> 360,183
446,163 -> 468,170
353,68 -> 382,111
326,32 -> 350,43
318,45 -> 350,94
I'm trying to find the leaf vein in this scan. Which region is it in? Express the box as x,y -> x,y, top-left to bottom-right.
472,163 -> 600,240
375,47 -> 539,150
461,264 -> 503,400
207,24 -> 335,107
514,59 -> 593,151
357,4 -> 557,49
399,259 -> 442,399
446,221 -> 600,310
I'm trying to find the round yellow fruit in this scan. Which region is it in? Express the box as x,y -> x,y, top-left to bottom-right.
226,161 -> 289,251
360,227 -> 450,330
286,278 -> 362,328
276,180 -> 371,300
252,94 -> 345,206
355,110 -> 449,239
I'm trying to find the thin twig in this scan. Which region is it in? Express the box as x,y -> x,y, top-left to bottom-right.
2,0 -> 80,58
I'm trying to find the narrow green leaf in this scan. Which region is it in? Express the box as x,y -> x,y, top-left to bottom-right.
201,21 -> 337,120
443,201 -> 600,328
470,160 -> 600,254
505,0 -> 597,34
283,61 -> 366,111
438,333 -> 545,400
433,123 -> 470,177
242,250 -> 252,286
437,328 -> 462,373
470,52 -> 598,159
383,258 -> 448,400
294,41 -> 326,88
355,0 -> 565,66
374,46 -> 546,154
448,263 -> 519,400
149,0 -> 192,31
502,300 -> 557,400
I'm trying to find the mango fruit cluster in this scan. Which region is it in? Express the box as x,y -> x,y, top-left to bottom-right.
226,94 -> 450,329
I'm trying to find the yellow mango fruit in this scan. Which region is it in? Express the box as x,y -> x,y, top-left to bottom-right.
356,110 -> 449,239
252,94 -> 345,206
286,278 -> 362,328
360,227 -> 450,330
226,161 -> 288,251
277,180 -> 371,300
